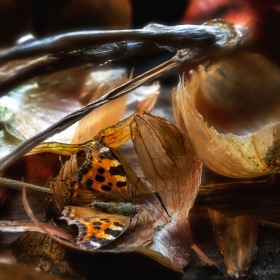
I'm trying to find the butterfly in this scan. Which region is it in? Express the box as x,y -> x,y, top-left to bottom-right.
59,138 -> 141,250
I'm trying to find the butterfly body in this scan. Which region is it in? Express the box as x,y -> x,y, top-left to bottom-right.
60,138 -> 140,250
92,201 -> 138,217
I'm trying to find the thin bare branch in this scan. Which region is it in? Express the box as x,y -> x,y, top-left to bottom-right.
0,20 -> 245,94
0,220 -> 75,242
0,23 -> 223,63
0,41 -> 169,94
0,177 -> 53,197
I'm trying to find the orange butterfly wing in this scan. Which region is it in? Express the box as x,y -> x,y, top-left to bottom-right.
62,206 -> 131,249
75,138 -> 133,203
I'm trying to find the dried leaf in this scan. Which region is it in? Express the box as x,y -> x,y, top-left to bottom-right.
131,113 -> 201,212
71,73 -> 130,144
104,151 -> 185,273
209,209 -> 258,278
50,154 -> 79,211
173,69 -> 280,178
130,113 -> 215,269
0,80 -> 81,142
0,68 -> 129,159
95,111 -> 139,148
28,110 -> 140,156
188,52 -> 280,135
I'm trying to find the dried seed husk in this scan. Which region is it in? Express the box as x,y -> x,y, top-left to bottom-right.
187,52 -> 280,135
50,154 -> 78,211
173,53 -> 280,178
209,209 -> 258,278
71,72 -> 131,144
27,111 -> 139,156
130,113 -> 216,269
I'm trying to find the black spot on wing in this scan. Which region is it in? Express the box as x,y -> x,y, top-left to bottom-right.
95,174 -> 105,182
85,178 -> 93,188
97,167 -> 105,174
75,219 -> 110,249
104,228 -> 122,238
109,165 -> 126,176
78,232 -> 109,249
101,185 -> 112,191
114,222 -> 124,228
116,181 -> 127,188
100,218 -> 110,223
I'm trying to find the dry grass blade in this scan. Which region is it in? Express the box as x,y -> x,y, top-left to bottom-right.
0,220 -> 69,239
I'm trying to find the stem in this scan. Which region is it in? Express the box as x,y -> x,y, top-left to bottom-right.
0,177 -> 53,197
0,220 -> 75,242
